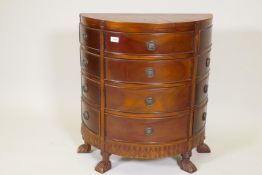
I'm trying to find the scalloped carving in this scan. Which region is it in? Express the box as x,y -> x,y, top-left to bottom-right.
106,139 -> 188,159
81,123 -> 101,149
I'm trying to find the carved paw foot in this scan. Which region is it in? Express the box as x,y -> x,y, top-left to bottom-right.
178,159 -> 197,173
95,160 -> 111,173
197,143 -> 211,153
77,144 -> 91,153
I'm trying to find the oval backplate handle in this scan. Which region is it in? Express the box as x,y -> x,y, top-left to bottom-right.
145,96 -> 155,106
146,41 -> 156,51
144,127 -> 154,136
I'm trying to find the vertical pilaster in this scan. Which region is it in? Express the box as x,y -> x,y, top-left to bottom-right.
99,21 -> 106,151
188,22 -> 200,150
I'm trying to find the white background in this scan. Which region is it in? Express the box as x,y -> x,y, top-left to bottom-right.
1,0 -> 262,175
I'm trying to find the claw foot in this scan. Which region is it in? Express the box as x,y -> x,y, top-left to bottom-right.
197,143 -> 211,153
95,160 -> 111,173
77,144 -> 91,153
178,159 -> 197,173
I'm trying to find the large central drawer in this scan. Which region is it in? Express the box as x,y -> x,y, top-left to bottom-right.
106,113 -> 189,143
105,84 -> 191,113
105,57 -> 193,83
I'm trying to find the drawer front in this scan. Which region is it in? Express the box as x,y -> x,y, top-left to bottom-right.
79,24 -> 100,49
105,85 -> 191,113
81,77 -> 100,105
106,114 -> 189,143
105,58 -> 193,83
81,100 -> 99,134
193,103 -> 207,134
105,31 -> 193,54
199,27 -> 212,51
195,77 -> 209,105
80,48 -> 100,77
197,52 -> 210,77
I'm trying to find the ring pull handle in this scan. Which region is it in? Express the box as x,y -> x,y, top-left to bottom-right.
206,57 -> 210,67
144,127 -> 154,136
202,112 -> 207,121
145,67 -> 155,78
82,111 -> 89,120
81,85 -> 89,93
146,41 -> 156,51
203,84 -> 208,93
145,97 -> 155,106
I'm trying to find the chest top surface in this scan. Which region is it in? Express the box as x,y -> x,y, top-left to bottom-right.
80,13 -> 213,32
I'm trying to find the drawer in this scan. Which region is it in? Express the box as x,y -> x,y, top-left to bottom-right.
105,84 -> 191,113
195,76 -> 209,105
106,114 -> 189,143
79,24 -> 100,49
199,27 -> 212,51
81,77 -> 100,105
193,103 -> 207,134
80,48 -> 100,78
81,100 -> 100,134
105,58 -> 193,83
197,52 -> 210,77
105,31 -> 193,54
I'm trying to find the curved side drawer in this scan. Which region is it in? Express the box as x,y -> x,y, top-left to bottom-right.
79,24 -> 100,49
195,76 -> 209,105
81,77 -> 100,105
105,84 -> 191,113
105,31 -> 193,54
81,100 -> 100,134
199,26 -> 212,51
197,52 -> 210,77
193,102 -> 207,134
80,48 -> 100,78
106,114 -> 189,143
105,57 -> 193,83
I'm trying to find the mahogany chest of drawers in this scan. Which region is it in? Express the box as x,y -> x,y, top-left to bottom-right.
77,13 -> 213,174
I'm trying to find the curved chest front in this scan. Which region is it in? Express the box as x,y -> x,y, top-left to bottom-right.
78,13 -> 213,174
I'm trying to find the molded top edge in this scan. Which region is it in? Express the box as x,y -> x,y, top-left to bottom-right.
80,13 -> 213,32
80,13 -> 212,24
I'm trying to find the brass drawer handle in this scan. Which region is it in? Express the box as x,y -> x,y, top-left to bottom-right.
82,111 -> 89,120
203,84 -> 208,93
144,127 -> 154,136
202,112 -> 207,121
146,41 -> 156,51
145,97 -> 155,106
206,57 -> 210,67
145,67 -> 155,78
81,85 -> 89,93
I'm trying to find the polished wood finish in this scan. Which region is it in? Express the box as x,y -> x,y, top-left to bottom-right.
105,31 -> 194,54
193,100 -> 207,134
106,114 -> 188,143
78,13 -> 213,174
81,76 -> 100,106
80,47 -> 100,78
197,51 -> 211,77
105,57 -> 193,83
81,99 -> 100,134
79,24 -> 100,49
195,76 -> 209,105
105,83 -> 191,113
